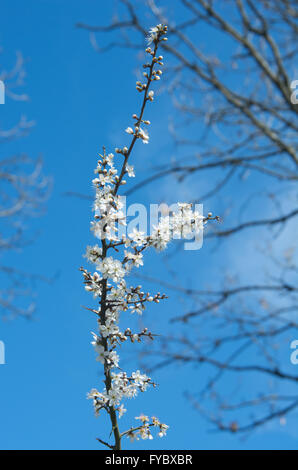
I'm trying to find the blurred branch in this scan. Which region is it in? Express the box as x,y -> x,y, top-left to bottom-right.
0,48 -> 51,319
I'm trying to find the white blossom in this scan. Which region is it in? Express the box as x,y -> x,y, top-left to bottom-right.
100,322 -> 119,338
108,388 -> 121,406
118,404 -> 127,418
148,90 -> 154,101
130,303 -> 144,315
126,164 -> 135,177
128,228 -> 147,246
158,424 -> 169,437
138,127 -> 149,143
96,257 -> 125,283
85,244 -> 102,263
124,250 -> 143,267
146,24 -> 165,44
107,350 -> 120,368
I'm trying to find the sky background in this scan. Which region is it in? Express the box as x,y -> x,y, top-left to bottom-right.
0,0 -> 297,450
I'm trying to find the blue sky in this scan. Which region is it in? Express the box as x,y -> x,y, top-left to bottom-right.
0,0 -> 297,450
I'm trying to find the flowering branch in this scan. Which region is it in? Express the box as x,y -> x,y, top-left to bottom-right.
81,24 -> 209,450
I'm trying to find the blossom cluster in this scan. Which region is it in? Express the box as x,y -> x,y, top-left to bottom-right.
88,370 -> 153,412
126,415 -> 169,442
81,24 -> 208,449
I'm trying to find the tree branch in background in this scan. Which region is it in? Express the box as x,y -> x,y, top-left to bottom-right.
0,48 -> 51,319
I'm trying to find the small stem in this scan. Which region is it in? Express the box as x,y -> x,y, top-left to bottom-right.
96,437 -> 114,450
121,423 -> 155,438
113,38 -> 161,195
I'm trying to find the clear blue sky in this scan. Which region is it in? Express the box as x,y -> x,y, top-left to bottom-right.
0,0 -> 297,450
